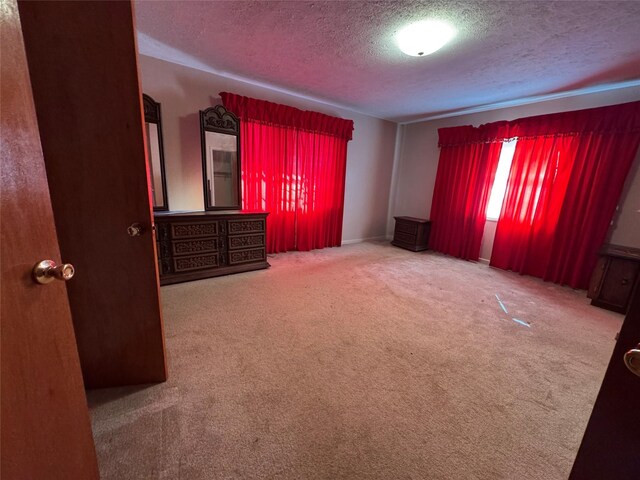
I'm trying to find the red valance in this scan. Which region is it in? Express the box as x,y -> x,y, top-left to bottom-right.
438,101 -> 640,147
220,92 -> 354,141
438,121 -> 510,147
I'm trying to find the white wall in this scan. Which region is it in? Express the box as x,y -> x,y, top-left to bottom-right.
390,86 -> 640,259
138,55 -> 398,244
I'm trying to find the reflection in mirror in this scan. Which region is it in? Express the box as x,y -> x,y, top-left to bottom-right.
205,131 -> 239,207
200,105 -> 241,210
143,94 -> 169,211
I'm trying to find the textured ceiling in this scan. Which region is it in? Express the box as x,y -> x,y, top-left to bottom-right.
135,0 -> 640,122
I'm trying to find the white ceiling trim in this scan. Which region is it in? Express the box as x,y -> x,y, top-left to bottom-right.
400,80 -> 640,125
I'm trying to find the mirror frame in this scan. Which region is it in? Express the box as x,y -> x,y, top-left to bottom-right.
199,105 -> 241,211
142,94 -> 169,211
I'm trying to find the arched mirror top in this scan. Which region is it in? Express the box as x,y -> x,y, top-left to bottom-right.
200,105 -> 241,211
143,94 -> 161,123
201,105 -> 239,135
142,93 -> 169,211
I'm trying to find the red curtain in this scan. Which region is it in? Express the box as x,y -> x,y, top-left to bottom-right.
240,121 -> 298,253
429,123 -> 508,260
490,135 -> 579,277
220,92 -> 353,253
491,101 -> 640,289
296,130 -> 348,251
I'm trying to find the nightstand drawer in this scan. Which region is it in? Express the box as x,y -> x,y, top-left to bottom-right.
394,231 -> 417,244
395,221 -> 418,236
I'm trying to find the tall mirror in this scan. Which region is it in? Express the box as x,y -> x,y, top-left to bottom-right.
143,94 -> 169,211
200,105 -> 241,210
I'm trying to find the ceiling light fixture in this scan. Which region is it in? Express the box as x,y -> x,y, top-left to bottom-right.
396,20 -> 456,57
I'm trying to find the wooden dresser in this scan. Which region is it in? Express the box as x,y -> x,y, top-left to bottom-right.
391,216 -> 431,252
588,244 -> 640,314
154,211 -> 269,285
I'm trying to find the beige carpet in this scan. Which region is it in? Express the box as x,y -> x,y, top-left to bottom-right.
87,241 -> 622,480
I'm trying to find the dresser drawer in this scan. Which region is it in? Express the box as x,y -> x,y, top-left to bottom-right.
172,237 -> 219,256
228,218 -> 265,235
173,253 -> 219,272
228,247 -> 266,265
171,221 -> 218,239
228,233 -> 265,250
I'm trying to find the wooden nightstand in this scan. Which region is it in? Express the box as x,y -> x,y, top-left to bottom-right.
588,244 -> 640,314
391,216 -> 431,252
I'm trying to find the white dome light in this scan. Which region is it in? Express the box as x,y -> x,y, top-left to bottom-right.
396,20 -> 456,57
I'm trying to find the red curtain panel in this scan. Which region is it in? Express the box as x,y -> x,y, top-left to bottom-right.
548,130 -> 640,287
429,123 -> 507,260
220,92 -> 353,253
295,130 -> 348,251
240,121 -> 298,253
490,135 -> 579,278
491,101 -> 640,289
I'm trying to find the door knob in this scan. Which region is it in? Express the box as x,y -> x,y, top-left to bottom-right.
624,344 -> 640,377
33,260 -> 75,285
127,223 -> 144,237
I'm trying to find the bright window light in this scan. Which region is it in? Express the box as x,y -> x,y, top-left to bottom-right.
486,139 -> 517,220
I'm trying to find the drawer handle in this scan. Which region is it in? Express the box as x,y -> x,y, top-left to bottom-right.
621,278 -> 629,285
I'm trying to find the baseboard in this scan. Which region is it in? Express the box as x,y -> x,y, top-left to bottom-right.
342,235 -> 389,245
478,257 -> 490,265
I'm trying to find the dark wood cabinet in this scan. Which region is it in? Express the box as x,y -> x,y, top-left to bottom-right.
588,244 -> 640,314
391,216 -> 431,252
154,211 -> 270,285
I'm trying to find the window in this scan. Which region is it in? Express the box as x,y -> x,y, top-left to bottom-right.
486,139 -> 517,220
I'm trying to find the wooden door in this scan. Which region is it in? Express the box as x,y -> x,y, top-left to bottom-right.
570,287 -> 640,478
0,0 -> 99,477
17,0 -> 167,388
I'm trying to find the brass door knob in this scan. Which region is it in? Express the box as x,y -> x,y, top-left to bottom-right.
33,260 -> 75,285
624,344 -> 640,378
127,222 -> 144,237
